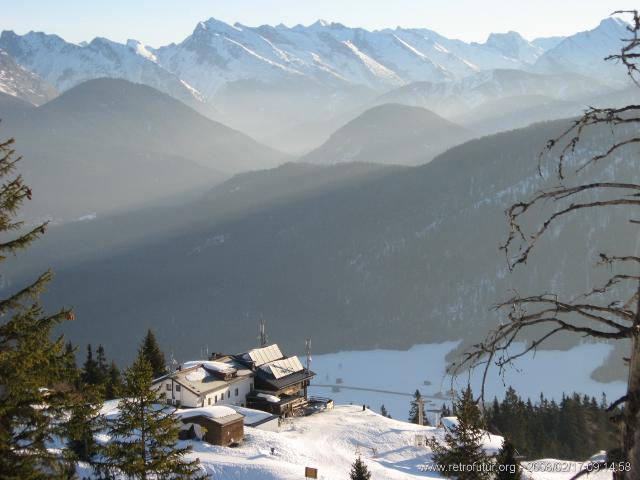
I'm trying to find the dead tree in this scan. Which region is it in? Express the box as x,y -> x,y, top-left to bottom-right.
452,11 -> 640,479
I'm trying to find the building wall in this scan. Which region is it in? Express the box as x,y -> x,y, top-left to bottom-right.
180,416 -> 244,447
152,379 -> 201,408
153,375 -> 254,409
248,416 -> 280,432
202,376 -> 253,407
207,420 -> 244,446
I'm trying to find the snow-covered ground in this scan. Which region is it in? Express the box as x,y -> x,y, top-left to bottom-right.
308,342 -> 627,421
182,406 -> 611,480
186,405 -> 500,479
96,401 -> 613,480
96,343 -> 624,479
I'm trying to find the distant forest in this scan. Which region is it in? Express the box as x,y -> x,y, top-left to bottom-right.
480,387 -> 619,460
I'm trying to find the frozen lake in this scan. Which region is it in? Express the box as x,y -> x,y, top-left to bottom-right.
307,341 -> 627,422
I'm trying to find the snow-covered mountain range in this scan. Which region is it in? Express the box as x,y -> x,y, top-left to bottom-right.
0,16 -> 632,149
0,31 -> 207,113
0,48 -> 56,105
0,17 -> 630,105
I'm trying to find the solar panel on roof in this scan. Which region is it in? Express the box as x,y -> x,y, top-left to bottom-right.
245,344 -> 283,366
261,356 -> 304,379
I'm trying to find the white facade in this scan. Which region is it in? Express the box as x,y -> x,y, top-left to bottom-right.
200,376 -> 254,408
153,374 -> 253,409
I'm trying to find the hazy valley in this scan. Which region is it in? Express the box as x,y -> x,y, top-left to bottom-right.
0,15 -> 635,379
3,5 -> 640,478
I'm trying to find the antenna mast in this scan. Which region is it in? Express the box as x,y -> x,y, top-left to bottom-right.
169,352 -> 178,374
305,338 -> 312,371
259,318 -> 268,347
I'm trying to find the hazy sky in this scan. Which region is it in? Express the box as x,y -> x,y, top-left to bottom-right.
2,0 -> 634,47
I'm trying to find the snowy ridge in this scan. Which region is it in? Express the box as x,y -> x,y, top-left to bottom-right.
0,17 -> 627,109
0,30 -> 204,108
154,18 -> 537,95
534,18 -> 630,85
0,48 -> 56,105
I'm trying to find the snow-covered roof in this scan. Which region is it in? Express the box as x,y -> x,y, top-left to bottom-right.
441,416 -> 459,430
229,405 -> 278,426
175,406 -> 239,420
257,393 -> 281,403
183,360 -> 237,375
153,362 -> 248,396
259,356 -> 304,379
243,344 -> 284,366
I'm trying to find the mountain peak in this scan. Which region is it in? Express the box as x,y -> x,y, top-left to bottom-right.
200,18 -> 241,33
0,30 -> 18,40
311,19 -> 330,28
485,30 -> 541,62
486,31 -> 528,46
126,39 -> 157,62
599,16 -> 628,28
489,30 -> 524,38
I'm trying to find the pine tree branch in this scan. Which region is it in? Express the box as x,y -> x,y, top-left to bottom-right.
0,270 -> 53,317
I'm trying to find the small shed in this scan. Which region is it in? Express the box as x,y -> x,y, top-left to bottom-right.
176,406 -> 244,446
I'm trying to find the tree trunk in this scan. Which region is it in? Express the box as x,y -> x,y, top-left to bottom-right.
622,331 -> 639,480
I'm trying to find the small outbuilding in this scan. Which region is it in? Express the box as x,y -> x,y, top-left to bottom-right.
176,406 -> 244,447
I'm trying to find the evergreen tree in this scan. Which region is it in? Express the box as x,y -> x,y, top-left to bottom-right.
63,380 -> 103,468
380,404 -> 391,418
96,344 -> 108,385
426,386 -> 492,480
102,356 -> 202,479
409,389 -> 427,425
349,455 -> 372,480
137,329 -> 167,379
104,360 -> 124,400
0,135 -> 76,478
82,344 -> 100,386
494,439 -> 522,480
483,389 -> 619,460
62,341 -> 80,384
65,392 -> 102,464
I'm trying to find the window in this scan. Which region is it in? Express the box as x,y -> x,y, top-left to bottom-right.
208,398 -> 211,405
175,384 -> 181,392
235,388 -> 239,397
214,395 -> 218,403
166,384 -> 171,391
227,391 -> 231,399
